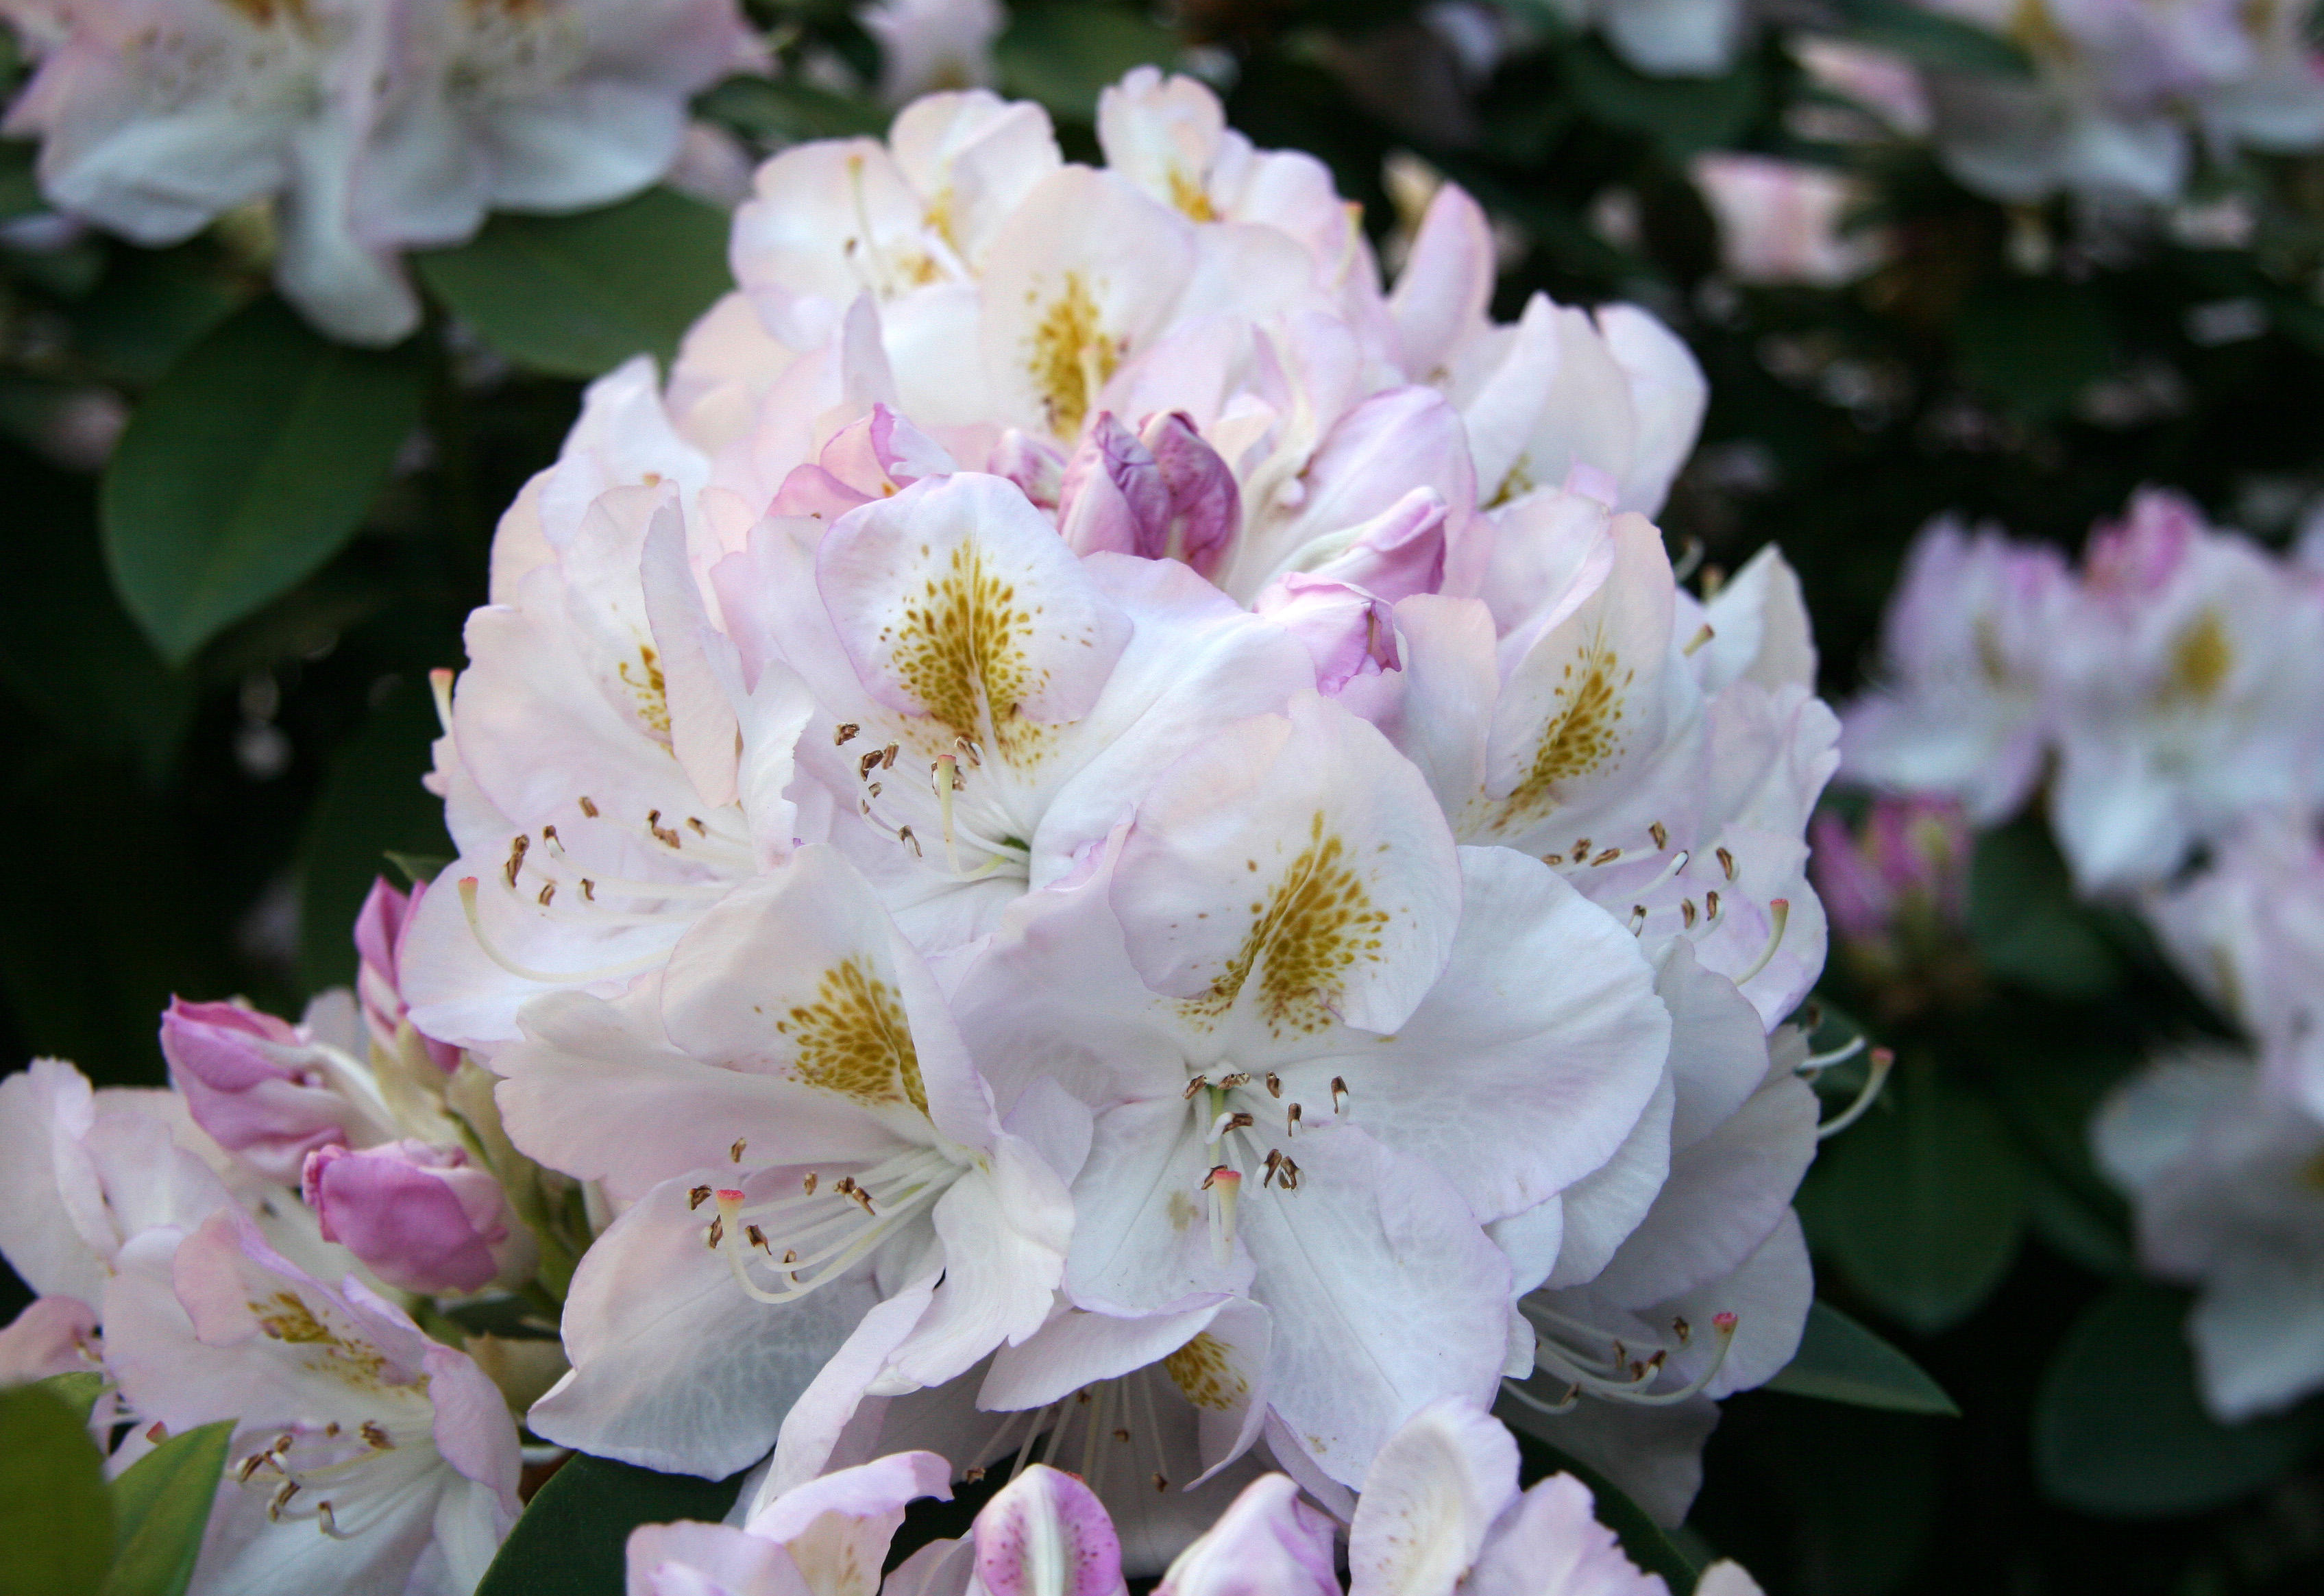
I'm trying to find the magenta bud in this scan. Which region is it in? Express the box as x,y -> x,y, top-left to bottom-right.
355,877 -> 458,1072
971,1464 -> 1125,1596
302,1140 -> 528,1297
1057,412 -> 1173,558
1254,574 -> 1402,694
1138,410 -> 1240,579
990,428 -> 1067,508
160,997 -> 355,1186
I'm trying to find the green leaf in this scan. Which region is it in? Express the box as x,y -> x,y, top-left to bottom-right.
996,3 -> 1184,121
36,1373 -> 109,1429
1561,38 -> 1763,161
297,678 -> 453,994
99,1420 -> 233,1596
0,1382 -> 114,1596
476,1454 -> 744,1596
415,188 -> 733,380
0,138 -> 42,223
99,296 -> 428,665
1966,818 -> 2123,998
1953,276 -> 2117,423
1767,1300 -> 1961,1414
697,75 -> 889,143
1497,1403 -> 1704,1591
1828,0 -> 2035,77
1801,1055 -> 2028,1334
2034,1282 -> 2322,1517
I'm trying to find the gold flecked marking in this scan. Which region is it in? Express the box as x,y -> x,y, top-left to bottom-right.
250,1292 -> 396,1390
883,541 -> 1051,763
1025,273 -> 1119,437
1186,813 -> 1389,1037
1166,169 -> 1216,222
617,646 -> 671,736
2166,611 -> 2232,702
1495,639 -> 1631,828
1163,1332 -> 1246,1410
1487,455 -> 1534,511
773,958 -> 929,1116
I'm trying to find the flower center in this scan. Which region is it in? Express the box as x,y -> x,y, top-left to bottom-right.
700,1146 -> 957,1308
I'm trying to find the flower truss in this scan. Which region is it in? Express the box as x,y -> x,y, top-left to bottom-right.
1,69 -> 1837,1595
0,0 -> 764,341
1837,484 -> 2324,1421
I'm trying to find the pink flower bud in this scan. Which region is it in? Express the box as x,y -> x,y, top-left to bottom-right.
302,1140 -> 530,1297
1138,410 -> 1240,579
971,1464 -> 1125,1596
160,998 -> 360,1185
1155,1475 -> 1338,1596
1255,574 -> 1402,694
1811,796 -> 1970,950
1057,411 -> 1173,558
774,404 -> 955,519
355,878 -> 458,1072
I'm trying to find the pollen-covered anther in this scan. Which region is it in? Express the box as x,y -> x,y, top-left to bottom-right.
1183,1075 -> 1209,1100
730,1138 -> 747,1164
1264,1072 -> 1282,1098
1591,848 -> 1622,866
502,835 -> 529,889
1286,1102 -> 1302,1135
1672,1316 -> 1691,1344
648,810 -> 683,848
1330,1077 -> 1349,1114
746,1225 -> 769,1251
1715,846 -> 1736,881
834,722 -> 860,745
802,1172 -> 818,1195
1650,820 -> 1669,850
269,1481 -> 299,1521
1263,1148 -> 1284,1186
578,796 -> 600,818
537,883 -> 554,907
1628,905 -> 1647,935
1680,898 -> 1698,928
688,1184 -> 712,1210
859,749 -> 885,778
1217,1072 -> 1251,1088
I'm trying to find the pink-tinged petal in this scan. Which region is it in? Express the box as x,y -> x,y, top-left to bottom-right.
1239,1127 -> 1513,1488
1390,183 -> 1494,381
628,1519 -> 807,1596
1253,575 -> 1401,696
971,1464 -> 1129,1596
981,1303 -> 1230,1412
990,429 -> 1066,507
884,1138 -> 1073,1388
759,1281 -> 939,1501
1346,1399 -> 1519,1596
642,502 -> 745,809
1138,412 -> 1239,578
300,1140 -> 515,1297
747,1451 -> 951,1596
1595,304 -> 1708,518
659,846 -> 991,1150
1301,487 -> 1450,604
1464,1473 -> 1670,1596
529,1174 -> 883,1478
0,1294 -> 97,1385
1057,413 -> 1173,558
425,1338 -> 524,1514
816,473 -> 1132,739
1155,1473 -> 1338,1596
1108,693 -> 1461,1039
976,167 -> 1195,439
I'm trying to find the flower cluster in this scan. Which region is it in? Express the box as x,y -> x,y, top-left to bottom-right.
0,0 -> 763,342
1838,489 -> 2324,1420
626,1401 -> 1766,1596
2,69 -> 1833,1593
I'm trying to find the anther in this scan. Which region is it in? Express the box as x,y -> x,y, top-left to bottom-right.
897,826 -> 921,857
1680,898 -> 1698,928
1684,623 -> 1715,654
1704,889 -> 1722,921
730,1138 -> 747,1164
688,817 -> 707,836
541,824 -> 559,848
881,742 -> 899,770
579,796 -> 599,818
1572,838 -> 1592,861
1184,1075 -> 1208,1100
1225,1112 -> 1254,1131
1673,1316 -> 1691,1345
835,723 -> 859,745
361,1421 -> 389,1449
1628,905 -> 1647,935
859,749 -> 885,778
1277,1156 -> 1300,1191
1330,1077 -> 1349,1114
1650,820 -> 1669,850
689,1185 -> 712,1210
1591,848 -> 1622,866
1218,1072 -> 1251,1088
803,1172 -> 818,1194
581,879 -> 596,900
1287,1103 -> 1302,1135
1264,1072 -> 1282,1098
503,835 -> 530,888
1263,1148 -> 1284,1186
648,811 -> 683,848
537,883 -> 555,907
746,1225 -> 769,1251
1715,846 -> 1736,881
270,1482 -> 299,1520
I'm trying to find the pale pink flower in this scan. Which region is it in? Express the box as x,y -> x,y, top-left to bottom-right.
0,1294 -> 99,1386
495,845 -> 1073,1478
627,1449 -> 955,1596
1689,155 -> 1884,288
1840,517 -> 2069,827
302,1139 -> 535,1297
859,0 -> 1005,106
2094,1048 -> 2324,1421
950,693 -> 1672,1488
103,1212 -> 521,1596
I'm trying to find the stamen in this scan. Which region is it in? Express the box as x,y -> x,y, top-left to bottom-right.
689,1185 -> 712,1210
1628,905 -> 1647,935
731,1138 -> 748,1164
1684,623 -> 1715,655
1286,1102 -> 1302,1135
1817,1047 -> 1894,1140
456,878 -> 671,985
1264,1072 -> 1282,1098
1802,1034 -> 1867,1072
1715,846 -> 1736,881
1202,1166 -> 1241,1264
1649,820 -> 1669,851
1733,898 -> 1790,985
1184,1075 -> 1208,1100
579,796 -> 599,818
1637,849 -> 1691,897
1591,848 -> 1622,866
933,754 -> 963,874
835,722 -> 859,745
428,668 -> 455,736
1330,1077 -> 1349,1115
